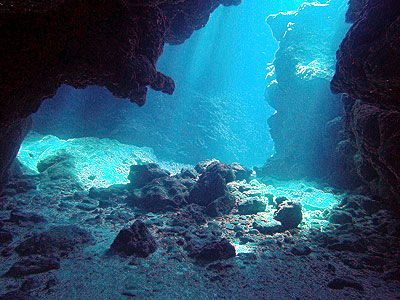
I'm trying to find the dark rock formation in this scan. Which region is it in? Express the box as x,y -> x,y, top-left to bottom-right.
329,210 -> 354,225
128,163 -> 170,189
0,118 -> 32,194
205,192 -> 236,217
273,200 -> 303,230
126,175 -> 194,212
191,238 -> 236,262
237,198 -> 266,215
0,229 -> 13,244
8,210 -> 47,224
15,225 -> 94,256
327,277 -> 364,291
189,162 -> 235,207
0,0 -> 241,191
171,204 -> 207,227
253,220 -> 283,235
184,226 -> 235,262
290,245 -> 312,256
6,256 -> 60,277
110,220 -> 157,257
331,0 -> 400,199
258,1 -> 353,186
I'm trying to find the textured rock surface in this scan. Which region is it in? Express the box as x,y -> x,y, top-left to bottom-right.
331,0 -> 400,199
15,225 -> 94,256
6,256 -> 60,277
126,175 -> 194,212
128,163 -> 170,189
0,118 -> 32,194
273,200 -> 303,230
258,1 -> 354,186
0,0 -> 241,190
110,220 -> 157,257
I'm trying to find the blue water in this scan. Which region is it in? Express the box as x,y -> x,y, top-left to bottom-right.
32,0 -> 339,168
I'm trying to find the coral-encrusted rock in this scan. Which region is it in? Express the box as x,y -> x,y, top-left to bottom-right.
237,198 -> 266,215
273,201 -> 303,229
126,175 -> 194,212
15,225 -> 94,256
110,220 -> 157,257
128,163 -> 170,189
6,256 -> 60,277
189,162 -> 235,207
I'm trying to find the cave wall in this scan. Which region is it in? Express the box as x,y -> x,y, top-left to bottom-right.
331,0 -> 400,200
0,0 -> 240,191
257,0 -> 362,188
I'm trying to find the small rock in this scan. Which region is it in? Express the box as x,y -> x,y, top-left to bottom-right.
128,163 -> 170,189
8,210 -> 47,224
75,200 -> 98,211
327,277 -> 364,291
237,197 -> 266,215
273,201 -> 303,229
6,256 -> 60,277
290,245 -> 312,256
192,238 -> 236,262
230,163 -> 252,181
110,220 -> 157,257
253,220 -> 283,235
274,196 -> 289,208
15,225 -> 94,256
329,210 -> 353,224
205,192 -> 236,217
179,168 -> 198,179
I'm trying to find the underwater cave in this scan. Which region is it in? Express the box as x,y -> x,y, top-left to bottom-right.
0,0 -> 400,299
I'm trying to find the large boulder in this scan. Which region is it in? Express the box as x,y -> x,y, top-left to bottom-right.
189,162 -> 235,207
273,200 -> 303,230
128,163 -> 170,189
110,220 -> 157,257
126,175 -> 194,212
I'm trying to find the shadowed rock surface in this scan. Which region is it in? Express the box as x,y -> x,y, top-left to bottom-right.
331,0 -> 400,200
110,220 -> 157,257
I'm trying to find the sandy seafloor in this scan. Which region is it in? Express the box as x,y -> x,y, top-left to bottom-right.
0,133 -> 399,300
